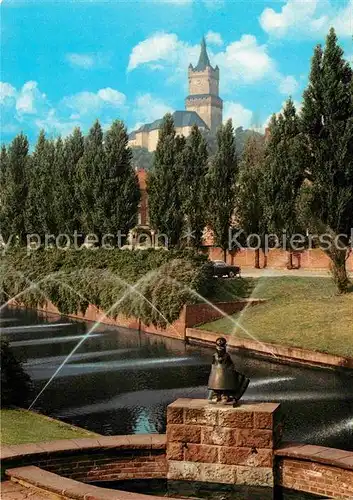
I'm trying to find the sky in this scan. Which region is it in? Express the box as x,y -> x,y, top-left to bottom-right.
1,0 -> 352,145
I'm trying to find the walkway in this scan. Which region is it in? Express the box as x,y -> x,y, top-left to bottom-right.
1,481 -> 48,499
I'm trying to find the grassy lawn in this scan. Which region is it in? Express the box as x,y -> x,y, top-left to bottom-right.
202,277 -> 353,358
1,409 -> 99,445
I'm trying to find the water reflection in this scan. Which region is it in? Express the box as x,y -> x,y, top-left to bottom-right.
1,306 -> 353,450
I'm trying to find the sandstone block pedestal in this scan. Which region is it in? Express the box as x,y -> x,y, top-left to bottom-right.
166,398 -> 282,487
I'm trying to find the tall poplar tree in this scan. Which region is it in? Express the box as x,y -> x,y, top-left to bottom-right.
147,114 -> 183,247
206,119 -> 238,261
300,28 -> 353,292
178,124 -> 208,248
25,130 -> 56,237
262,99 -> 306,269
66,127 -> 84,234
237,134 -> 266,268
76,120 -> 105,236
0,134 -> 29,243
98,120 -> 140,237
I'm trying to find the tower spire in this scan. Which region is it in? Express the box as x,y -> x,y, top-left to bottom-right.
194,36 -> 211,71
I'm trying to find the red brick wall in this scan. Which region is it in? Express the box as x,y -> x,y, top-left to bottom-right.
208,247 -> 353,271
1,436 -> 167,484
278,457 -> 353,499
184,300 -> 264,327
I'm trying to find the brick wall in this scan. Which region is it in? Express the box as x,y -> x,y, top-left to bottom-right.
278,458 -> 353,498
184,300 -> 265,328
1,436 -> 167,484
208,247 -> 353,271
26,298 -> 263,341
275,444 -> 353,499
166,399 -> 282,487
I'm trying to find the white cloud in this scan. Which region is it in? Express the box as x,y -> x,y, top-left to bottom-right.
65,52 -> 111,69
260,0 -> 353,38
214,34 -> 275,87
15,81 -> 48,115
131,93 -> 174,130
66,53 -> 95,69
0,80 -> 128,140
62,87 -> 126,116
128,32 -> 274,89
0,82 -> 16,103
205,31 -> 223,46
127,32 -> 298,96
35,109 -> 82,137
128,33 -> 180,72
278,75 -> 299,95
223,101 -> 253,129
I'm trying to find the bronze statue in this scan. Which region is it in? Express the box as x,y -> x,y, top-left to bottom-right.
208,337 -> 249,404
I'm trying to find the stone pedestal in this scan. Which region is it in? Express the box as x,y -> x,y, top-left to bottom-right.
166,398 -> 282,487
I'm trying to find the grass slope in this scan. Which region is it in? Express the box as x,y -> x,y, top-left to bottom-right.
1,409 -> 99,445
202,277 -> 353,358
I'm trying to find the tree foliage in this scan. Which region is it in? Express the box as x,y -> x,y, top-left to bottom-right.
206,119 -> 238,259
76,120 -> 105,236
300,28 -> 353,291
0,134 -> 29,243
1,338 -> 32,408
262,99 -> 306,268
25,130 -> 55,237
236,133 -> 266,268
1,248 -> 213,328
178,124 -> 208,248
147,114 -> 184,246
97,120 -> 140,238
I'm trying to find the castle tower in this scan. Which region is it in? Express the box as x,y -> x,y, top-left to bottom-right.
185,37 -> 223,134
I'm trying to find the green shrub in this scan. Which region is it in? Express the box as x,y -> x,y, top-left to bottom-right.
0,248 -> 213,327
1,339 -> 32,408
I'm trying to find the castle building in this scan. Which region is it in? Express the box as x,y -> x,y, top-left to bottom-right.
128,37 -> 223,152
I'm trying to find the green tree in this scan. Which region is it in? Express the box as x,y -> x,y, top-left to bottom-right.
25,130 -> 56,237
206,119 -> 238,261
1,338 -> 32,407
147,114 -> 184,247
131,146 -> 155,171
262,99 -> 306,269
98,120 -> 140,238
60,128 -> 84,236
0,134 -> 29,243
76,120 -> 105,236
236,133 -> 267,268
179,124 -> 208,248
300,28 -> 353,292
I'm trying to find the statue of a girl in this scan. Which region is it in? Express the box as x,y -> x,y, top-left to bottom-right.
208,337 -> 249,404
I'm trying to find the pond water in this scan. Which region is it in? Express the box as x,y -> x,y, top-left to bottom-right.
2,307 -> 353,450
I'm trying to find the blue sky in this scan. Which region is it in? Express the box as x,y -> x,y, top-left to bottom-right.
1,0 -> 352,145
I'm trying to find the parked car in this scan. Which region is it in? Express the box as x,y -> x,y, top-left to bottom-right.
211,260 -> 241,278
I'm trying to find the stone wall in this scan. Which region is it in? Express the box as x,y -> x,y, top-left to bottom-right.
166,399 -> 282,487
1,435 -> 166,483
275,444 -> 353,499
208,247 -> 353,271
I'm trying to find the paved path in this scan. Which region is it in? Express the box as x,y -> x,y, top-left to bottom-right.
241,269 -> 353,278
1,481 -> 48,499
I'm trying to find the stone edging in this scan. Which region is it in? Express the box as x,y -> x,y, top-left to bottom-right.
1,434 -> 166,461
275,443 -> 353,471
186,328 -> 353,369
5,466 -> 180,500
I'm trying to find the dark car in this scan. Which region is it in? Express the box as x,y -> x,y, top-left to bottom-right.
212,260 -> 241,278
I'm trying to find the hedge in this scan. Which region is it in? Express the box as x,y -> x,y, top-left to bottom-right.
0,248 -> 213,328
